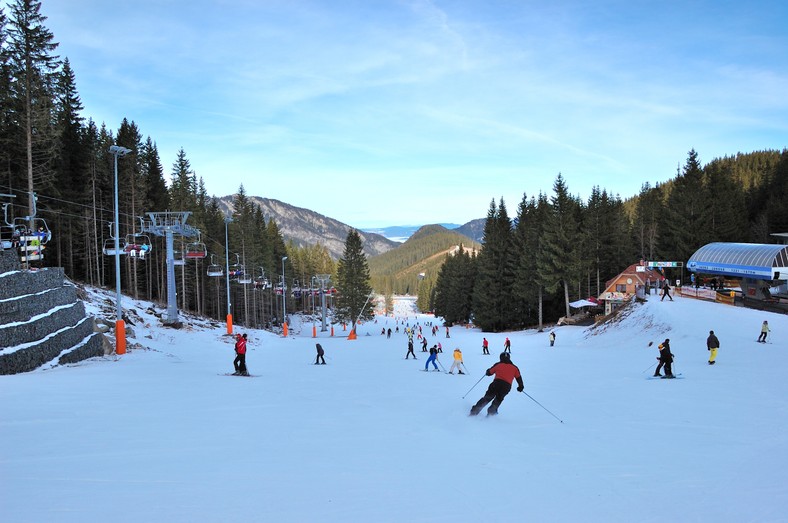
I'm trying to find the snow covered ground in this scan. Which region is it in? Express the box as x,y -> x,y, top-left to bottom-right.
2,288 -> 787,522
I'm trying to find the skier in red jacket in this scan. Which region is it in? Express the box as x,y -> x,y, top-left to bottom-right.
233,333 -> 248,376
470,352 -> 524,416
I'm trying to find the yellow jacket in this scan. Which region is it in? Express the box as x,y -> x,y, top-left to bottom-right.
453,349 -> 463,361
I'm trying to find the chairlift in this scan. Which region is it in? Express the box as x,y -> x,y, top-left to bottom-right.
124,232 -> 152,259
254,268 -> 270,290
185,232 -> 208,260
207,254 -> 224,277
291,279 -> 302,299
102,222 -> 127,256
275,276 -> 287,295
16,218 -> 51,262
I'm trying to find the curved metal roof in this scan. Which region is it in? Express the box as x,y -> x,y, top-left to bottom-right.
687,242 -> 788,279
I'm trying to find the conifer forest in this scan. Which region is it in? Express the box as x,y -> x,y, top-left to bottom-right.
2,0 -> 787,332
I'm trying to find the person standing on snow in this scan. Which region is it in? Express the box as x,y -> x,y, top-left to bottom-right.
445,326 -> 451,338
405,339 -> 417,359
503,337 -> 511,353
757,320 -> 770,343
449,348 -> 465,374
425,346 -> 439,371
470,352 -> 524,416
706,330 -> 719,365
421,337 -> 429,352
315,343 -> 326,365
654,338 -> 674,378
482,337 -> 490,355
549,331 -> 556,347
660,280 -> 673,301
233,333 -> 248,376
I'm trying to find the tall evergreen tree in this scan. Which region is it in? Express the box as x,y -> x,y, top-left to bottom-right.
335,229 -> 373,329
6,0 -> 60,214
663,149 -> 710,262
472,198 -> 515,331
538,174 -> 581,318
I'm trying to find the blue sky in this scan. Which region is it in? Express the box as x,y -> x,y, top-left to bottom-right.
33,0 -> 788,228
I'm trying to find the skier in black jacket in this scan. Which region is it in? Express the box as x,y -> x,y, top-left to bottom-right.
654,338 -> 674,378
315,343 -> 326,365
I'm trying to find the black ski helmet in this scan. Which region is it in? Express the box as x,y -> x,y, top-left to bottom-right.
499,352 -> 511,363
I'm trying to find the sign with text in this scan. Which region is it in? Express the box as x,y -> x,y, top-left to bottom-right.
646,261 -> 683,268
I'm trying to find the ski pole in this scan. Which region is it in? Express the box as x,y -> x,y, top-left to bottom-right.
461,362 -> 470,374
436,358 -> 447,372
461,374 -> 487,399
520,391 -> 564,423
641,361 -> 658,374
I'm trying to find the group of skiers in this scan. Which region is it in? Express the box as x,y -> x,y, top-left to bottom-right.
228,314 -> 775,417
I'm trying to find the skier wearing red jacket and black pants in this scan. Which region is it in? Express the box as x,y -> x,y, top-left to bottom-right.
470,352 -> 524,416
233,333 -> 248,376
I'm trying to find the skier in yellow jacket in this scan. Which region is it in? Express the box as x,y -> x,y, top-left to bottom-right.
449,348 -> 465,374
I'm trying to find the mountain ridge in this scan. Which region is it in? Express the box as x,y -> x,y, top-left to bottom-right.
216,195 -> 483,258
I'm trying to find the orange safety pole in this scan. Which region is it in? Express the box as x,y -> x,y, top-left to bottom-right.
312,325 -> 317,338
331,325 -> 334,337
283,322 -> 289,337
115,320 -> 126,355
226,314 -> 233,335
347,328 -> 357,340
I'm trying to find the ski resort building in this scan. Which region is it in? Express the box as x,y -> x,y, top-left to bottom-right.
599,262 -> 664,315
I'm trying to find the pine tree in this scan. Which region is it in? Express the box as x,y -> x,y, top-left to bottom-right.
472,198 -> 515,331
538,175 -> 581,318
663,149 -> 710,262
335,229 -> 373,329
6,0 -> 60,215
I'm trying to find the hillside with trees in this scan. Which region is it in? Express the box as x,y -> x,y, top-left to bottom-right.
368,225 -> 481,310
1,2 -> 786,333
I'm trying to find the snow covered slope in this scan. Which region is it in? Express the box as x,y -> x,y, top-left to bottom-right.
1,289 -> 786,522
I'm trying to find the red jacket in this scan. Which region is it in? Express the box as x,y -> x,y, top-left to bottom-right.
235,337 -> 247,355
486,362 -> 523,387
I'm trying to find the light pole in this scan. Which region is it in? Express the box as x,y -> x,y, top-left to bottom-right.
225,217 -> 233,335
109,145 -> 131,355
282,256 -> 288,336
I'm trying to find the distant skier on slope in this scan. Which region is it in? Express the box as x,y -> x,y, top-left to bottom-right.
706,330 -> 719,365
233,333 -> 248,376
757,320 -> 770,343
660,280 -> 673,301
549,331 -> 556,347
654,339 -> 674,378
503,337 -> 511,353
315,343 -> 326,365
470,352 -> 524,417
449,348 -> 465,374
425,346 -> 439,371
482,337 -> 489,355
406,339 -> 417,359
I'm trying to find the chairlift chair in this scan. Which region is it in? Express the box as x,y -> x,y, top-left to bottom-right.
207,255 -> 224,277
291,279 -> 302,299
185,232 -> 208,260
124,233 -> 152,259
102,223 -> 127,256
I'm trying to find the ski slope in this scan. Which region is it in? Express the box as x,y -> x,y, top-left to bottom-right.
2,289 -> 786,522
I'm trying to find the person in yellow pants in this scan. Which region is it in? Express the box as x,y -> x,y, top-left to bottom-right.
707,330 -> 719,365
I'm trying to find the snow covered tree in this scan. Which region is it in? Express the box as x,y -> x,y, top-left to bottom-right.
335,229 -> 373,329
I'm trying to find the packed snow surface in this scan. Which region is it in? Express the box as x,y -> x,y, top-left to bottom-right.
2,290 -> 787,522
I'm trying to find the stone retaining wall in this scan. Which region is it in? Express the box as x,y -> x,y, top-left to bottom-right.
0,250 -> 105,374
